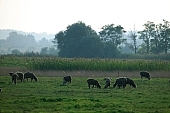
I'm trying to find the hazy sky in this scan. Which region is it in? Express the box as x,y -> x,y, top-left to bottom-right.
0,0 -> 170,34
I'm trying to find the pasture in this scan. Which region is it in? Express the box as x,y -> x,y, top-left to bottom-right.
0,75 -> 170,113
0,56 -> 170,112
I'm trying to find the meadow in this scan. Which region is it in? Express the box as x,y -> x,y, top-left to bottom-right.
0,56 -> 170,113
0,76 -> 170,113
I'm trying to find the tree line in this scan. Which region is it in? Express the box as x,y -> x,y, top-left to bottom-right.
54,20 -> 170,58
138,20 -> 170,54
10,47 -> 58,57
1,20 -> 169,58
0,32 -> 56,55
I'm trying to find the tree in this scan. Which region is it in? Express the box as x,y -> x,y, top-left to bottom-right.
6,32 -> 37,48
54,21 -> 103,58
149,23 -> 165,54
102,41 -> 119,58
128,24 -> 138,54
40,47 -> 48,55
145,20 -> 170,54
26,34 -> 37,47
99,24 -> 126,57
138,21 -> 155,54
99,24 -> 126,47
54,31 -> 66,56
38,38 -> 53,47
159,20 -> 170,54
12,49 -> 20,55
48,47 -> 58,56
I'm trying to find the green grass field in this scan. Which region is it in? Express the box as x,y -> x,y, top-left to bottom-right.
0,56 -> 170,112
0,76 -> 170,113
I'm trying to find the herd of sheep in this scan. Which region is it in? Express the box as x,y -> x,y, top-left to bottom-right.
62,71 -> 151,89
8,71 -> 38,84
0,71 -> 38,92
0,71 -> 150,92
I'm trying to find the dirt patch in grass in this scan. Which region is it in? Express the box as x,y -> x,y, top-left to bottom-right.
34,70 -> 170,78
0,67 -> 28,75
0,67 -> 169,78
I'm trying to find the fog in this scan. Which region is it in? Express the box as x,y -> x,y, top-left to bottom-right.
0,29 -> 55,54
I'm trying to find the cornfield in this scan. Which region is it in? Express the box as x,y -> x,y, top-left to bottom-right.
1,56 -> 169,71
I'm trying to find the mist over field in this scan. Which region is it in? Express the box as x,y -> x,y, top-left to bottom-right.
0,28 -> 136,55
0,29 -> 55,54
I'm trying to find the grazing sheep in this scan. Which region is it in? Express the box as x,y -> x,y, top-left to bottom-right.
16,72 -> 24,82
103,77 -> 112,88
9,72 -> 19,84
63,75 -> 71,85
126,77 -> 137,88
113,77 -> 127,88
103,77 -> 112,81
24,72 -> 38,82
113,77 -> 137,88
0,88 -> 2,92
87,79 -> 101,89
140,71 -> 151,80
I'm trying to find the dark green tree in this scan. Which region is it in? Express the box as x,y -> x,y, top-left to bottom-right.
99,24 -> 125,57
148,20 -> 170,54
99,24 -> 126,47
54,31 -> 66,56
54,21 -> 103,58
150,24 -> 163,54
102,41 -> 119,58
159,20 -> 170,54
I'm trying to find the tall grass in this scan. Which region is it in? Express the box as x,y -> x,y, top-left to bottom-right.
1,57 -> 169,71
29,58 -> 170,71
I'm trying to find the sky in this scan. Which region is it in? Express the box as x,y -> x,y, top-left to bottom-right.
0,0 -> 170,34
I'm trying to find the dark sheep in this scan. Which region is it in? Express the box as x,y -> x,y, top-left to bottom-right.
87,78 -> 101,89
9,72 -> 19,84
63,75 -> 71,85
103,77 -> 112,88
126,77 -> 137,88
105,80 -> 111,89
113,77 -> 127,88
24,72 -> 38,82
16,72 -> 24,82
140,71 -> 151,80
113,77 -> 137,88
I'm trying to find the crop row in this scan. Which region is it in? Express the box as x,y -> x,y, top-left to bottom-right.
1,57 -> 169,71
